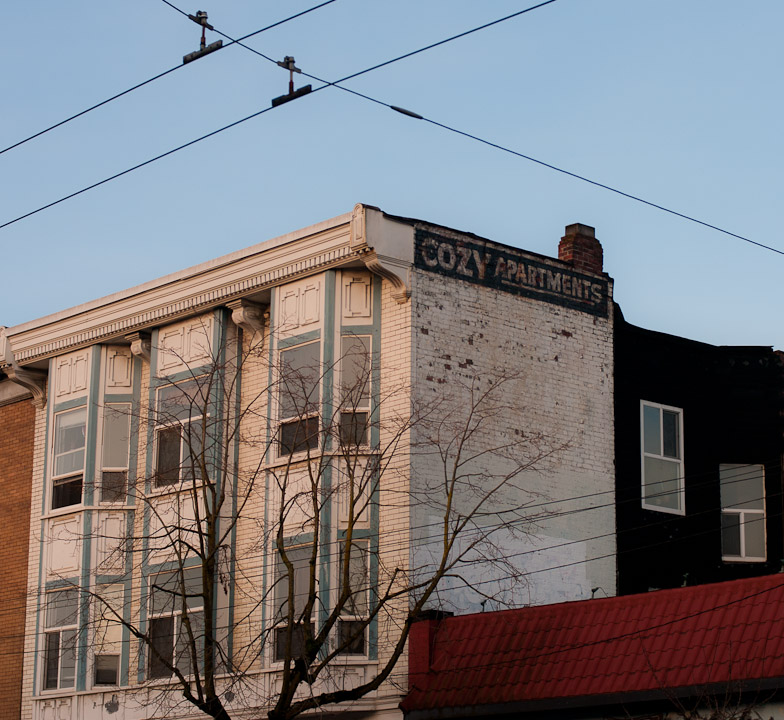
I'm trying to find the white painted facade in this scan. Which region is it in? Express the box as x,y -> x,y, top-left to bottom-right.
1,205 -> 615,720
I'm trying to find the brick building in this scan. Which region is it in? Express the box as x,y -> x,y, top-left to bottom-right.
0,377 -> 37,720
1,205 -> 616,720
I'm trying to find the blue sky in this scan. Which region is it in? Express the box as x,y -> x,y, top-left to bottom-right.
3,1 -> 782,349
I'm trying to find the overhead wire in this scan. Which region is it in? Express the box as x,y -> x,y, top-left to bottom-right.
0,0 -> 562,230
0,0 -> 339,157
3,0 -> 779,257
0,461 -> 776,626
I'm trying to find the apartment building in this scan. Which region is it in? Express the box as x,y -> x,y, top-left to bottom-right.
1,205 -> 616,720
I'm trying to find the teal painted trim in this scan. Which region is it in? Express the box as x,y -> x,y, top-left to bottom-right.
279,532 -> 315,548
33,368 -> 55,693
83,348 -> 102,507
210,310 -> 229,659
277,329 -> 321,350
145,557 -> 203,573
340,324 -> 375,336
103,392 -> 135,403
123,509 -> 136,579
44,577 -> 81,590
137,573 -> 150,682
120,577 -> 132,686
150,363 -> 214,386
322,271 -> 336,457
76,509 -> 94,690
141,330 -> 160,567
227,324 -> 243,664
368,462 -> 380,661
94,574 -> 127,585
337,527 -> 372,540
52,397 -> 88,413
318,464 -> 332,646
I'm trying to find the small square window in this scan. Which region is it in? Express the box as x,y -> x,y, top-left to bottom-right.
94,654 -> 119,685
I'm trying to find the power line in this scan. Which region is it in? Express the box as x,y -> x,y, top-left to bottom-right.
165,0 -> 783,257
3,0 -> 778,260
0,0 -> 559,230
0,0 -> 339,157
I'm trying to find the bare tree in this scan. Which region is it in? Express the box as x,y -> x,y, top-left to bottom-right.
64,318 -> 558,720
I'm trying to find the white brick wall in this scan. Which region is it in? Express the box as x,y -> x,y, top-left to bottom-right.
410,257 -> 616,611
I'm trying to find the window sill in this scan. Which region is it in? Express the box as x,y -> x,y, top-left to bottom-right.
641,502 -> 685,516
722,556 -> 766,563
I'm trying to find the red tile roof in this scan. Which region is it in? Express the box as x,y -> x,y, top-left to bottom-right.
402,575 -> 784,716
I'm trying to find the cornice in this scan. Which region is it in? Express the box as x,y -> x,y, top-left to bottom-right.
4,205 -> 416,367
7,222 -> 356,365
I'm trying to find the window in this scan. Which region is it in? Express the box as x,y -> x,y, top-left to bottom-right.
52,408 -> 87,509
338,541 -> 368,655
338,336 -> 371,447
100,404 -> 131,502
154,380 -> 207,488
43,589 -> 79,690
721,464 -> 765,561
278,342 -> 321,456
147,568 -> 204,679
93,585 -> 124,686
274,546 -> 315,661
641,401 -> 684,513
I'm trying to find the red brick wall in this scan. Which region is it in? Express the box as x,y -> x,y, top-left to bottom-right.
0,396 -> 35,720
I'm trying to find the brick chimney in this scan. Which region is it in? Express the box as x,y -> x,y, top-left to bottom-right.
558,223 -> 603,274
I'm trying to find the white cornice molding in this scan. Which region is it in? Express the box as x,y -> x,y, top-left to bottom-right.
6,222 -> 355,365
4,205 -> 417,366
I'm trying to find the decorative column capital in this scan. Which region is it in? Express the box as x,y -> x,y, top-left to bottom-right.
126,331 -> 151,362
226,299 -> 267,335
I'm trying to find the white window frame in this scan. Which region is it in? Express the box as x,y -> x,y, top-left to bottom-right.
337,539 -> 369,656
273,545 -> 315,662
640,400 -> 685,515
153,379 -> 207,489
51,407 -> 87,511
277,341 -> 321,457
99,403 -> 131,504
147,568 -> 204,679
338,335 -> 372,449
720,463 -> 766,562
42,588 -> 79,691
92,584 -> 124,687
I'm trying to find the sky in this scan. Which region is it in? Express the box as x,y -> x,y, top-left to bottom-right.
3,1 -> 783,349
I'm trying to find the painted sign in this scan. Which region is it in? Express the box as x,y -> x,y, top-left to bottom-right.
415,229 -> 609,317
